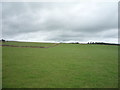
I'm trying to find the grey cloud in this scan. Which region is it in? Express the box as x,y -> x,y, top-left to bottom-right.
2,2 -> 118,43
0,3 -> 2,39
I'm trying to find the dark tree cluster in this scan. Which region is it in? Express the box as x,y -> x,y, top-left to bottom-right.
0,39 -> 5,42
70,42 -> 79,44
87,42 -> 119,45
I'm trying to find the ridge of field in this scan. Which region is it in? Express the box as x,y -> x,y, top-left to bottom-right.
1,41 -> 54,47
2,42 -> 118,88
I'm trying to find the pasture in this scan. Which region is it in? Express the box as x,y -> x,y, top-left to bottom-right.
2,41 -> 118,88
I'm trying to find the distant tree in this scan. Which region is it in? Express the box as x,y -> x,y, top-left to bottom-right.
2,39 -> 5,42
76,42 -> 79,44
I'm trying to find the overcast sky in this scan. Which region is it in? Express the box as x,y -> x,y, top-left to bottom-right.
1,2 -> 118,43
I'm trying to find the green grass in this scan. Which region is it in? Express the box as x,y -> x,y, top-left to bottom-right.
2,42 -> 118,88
0,47 -> 2,89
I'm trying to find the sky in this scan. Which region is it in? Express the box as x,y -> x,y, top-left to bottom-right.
1,1 -> 118,43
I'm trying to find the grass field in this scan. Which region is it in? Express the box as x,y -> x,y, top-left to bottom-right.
2,41 -> 118,88
0,46 -> 2,89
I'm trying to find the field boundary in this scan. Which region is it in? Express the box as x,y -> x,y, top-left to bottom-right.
0,43 -> 59,48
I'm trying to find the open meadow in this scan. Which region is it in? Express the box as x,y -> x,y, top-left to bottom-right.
2,41 -> 118,88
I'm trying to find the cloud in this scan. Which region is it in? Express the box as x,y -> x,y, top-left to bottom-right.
2,2 -> 118,43
0,3 -> 2,39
